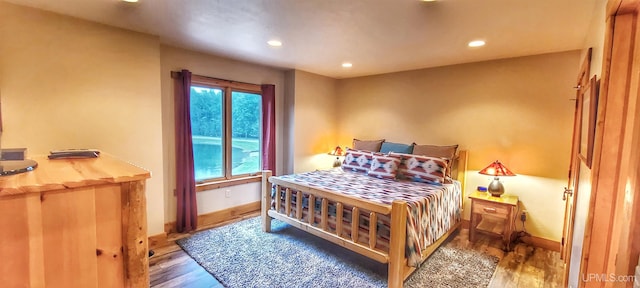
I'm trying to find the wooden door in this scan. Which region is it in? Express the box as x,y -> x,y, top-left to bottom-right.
561,49 -> 591,287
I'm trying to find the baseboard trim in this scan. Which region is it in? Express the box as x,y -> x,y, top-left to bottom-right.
460,219 -> 560,252
148,232 -> 168,250
529,236 -> 561,252
164,201 -> 261,234
164,222 -> 174,235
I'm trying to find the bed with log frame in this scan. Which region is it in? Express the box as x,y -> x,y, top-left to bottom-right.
261,150 -> 467,288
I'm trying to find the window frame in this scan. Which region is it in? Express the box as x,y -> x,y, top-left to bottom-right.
190,75 -> 263,189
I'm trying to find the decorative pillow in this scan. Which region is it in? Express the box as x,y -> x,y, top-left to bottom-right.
380,142 -> 414,154
341,149 -> 373,173
389,152 -> 409,177
412,144 -> 458,161
397,154 -> 448,184
352,138 -> 385,152
412,144 -> 458,177
367,154 -> 402,180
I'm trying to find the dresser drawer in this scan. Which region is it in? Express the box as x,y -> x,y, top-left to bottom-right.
472,200 -> 511,219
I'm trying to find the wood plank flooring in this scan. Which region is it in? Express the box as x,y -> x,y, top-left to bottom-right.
149,244 -> 222,288
449,229 -> 563,288
149,221 -> 563,288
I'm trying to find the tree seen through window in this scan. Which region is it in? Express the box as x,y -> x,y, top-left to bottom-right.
190,86 -> 261,182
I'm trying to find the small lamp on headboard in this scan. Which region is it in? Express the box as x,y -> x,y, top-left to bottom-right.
478,160 -> 516,197
328,146 -> 345,167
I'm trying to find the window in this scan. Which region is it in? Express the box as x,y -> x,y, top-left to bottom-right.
189,77 -> 262,183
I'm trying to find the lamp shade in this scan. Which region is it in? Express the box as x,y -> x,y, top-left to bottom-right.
478,160 -> 515,197
478,160 -> 516,177
329,146 -> 345,156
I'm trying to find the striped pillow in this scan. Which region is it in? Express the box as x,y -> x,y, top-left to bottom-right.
367,154 -> 402,180
341,149 -> 373,173
396,154 -> 447,184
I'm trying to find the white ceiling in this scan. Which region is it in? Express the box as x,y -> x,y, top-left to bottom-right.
5,0 -> 599,78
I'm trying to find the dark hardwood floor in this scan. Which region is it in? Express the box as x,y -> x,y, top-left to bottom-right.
149,243 -> 222,288
149,220 -> 562,288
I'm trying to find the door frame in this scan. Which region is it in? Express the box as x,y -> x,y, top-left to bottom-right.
580,0 -> 640,286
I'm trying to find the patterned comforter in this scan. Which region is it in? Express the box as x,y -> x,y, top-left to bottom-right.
270,169 -> 461,266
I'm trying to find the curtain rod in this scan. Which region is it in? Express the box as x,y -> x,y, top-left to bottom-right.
170,70 -> 260,87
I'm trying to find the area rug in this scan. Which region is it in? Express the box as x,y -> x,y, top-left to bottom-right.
177,217 -> 498,288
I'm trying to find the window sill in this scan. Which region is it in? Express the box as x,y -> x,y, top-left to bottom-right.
195,175 -> 262,192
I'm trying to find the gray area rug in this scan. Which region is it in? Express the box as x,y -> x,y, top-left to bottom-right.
177,217 -> 498,288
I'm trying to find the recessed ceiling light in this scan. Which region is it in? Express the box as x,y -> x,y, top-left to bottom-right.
122,0 -> 139,2
267,40 -> 282,47
468,40 -> 486,47
342,62 -> 353,68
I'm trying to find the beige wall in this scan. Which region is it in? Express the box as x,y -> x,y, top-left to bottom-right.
0,3 -> 166,235
583,0 -> 607,79
283,70 -> 296,174
160,45 -> 286,223
335,51 -> 582,241
290,70 -> 339,173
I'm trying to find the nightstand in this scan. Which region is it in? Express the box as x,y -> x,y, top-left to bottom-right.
469,191 -> 519,251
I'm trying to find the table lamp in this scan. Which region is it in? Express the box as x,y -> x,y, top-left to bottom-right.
478,160 -> 516,197
328,146 -> 345,167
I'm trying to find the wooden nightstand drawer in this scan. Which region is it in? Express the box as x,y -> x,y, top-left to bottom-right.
472,200 -> 510,219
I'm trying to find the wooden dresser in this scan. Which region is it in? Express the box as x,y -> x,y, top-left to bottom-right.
0,155 -> 151,288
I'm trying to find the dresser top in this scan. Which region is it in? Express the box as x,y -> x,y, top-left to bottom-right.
0,154 -> 150,196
